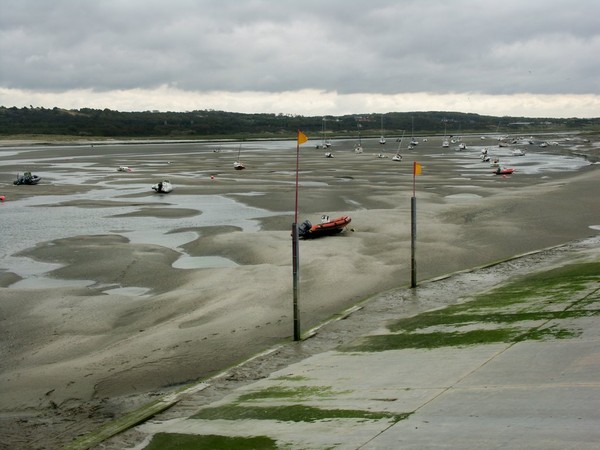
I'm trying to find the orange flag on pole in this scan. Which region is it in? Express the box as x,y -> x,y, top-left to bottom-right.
413,162 -> 422,176
297,130 -> 308,145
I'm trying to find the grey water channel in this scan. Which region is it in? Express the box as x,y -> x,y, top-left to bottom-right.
1,179 -> 280,289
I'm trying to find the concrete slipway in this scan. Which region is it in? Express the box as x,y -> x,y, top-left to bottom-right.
76,236 -> 600,449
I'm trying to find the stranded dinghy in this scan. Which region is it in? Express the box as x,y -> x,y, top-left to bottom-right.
297,215 -> 352,239
14,172 -> 41,185
152,180 -> 173,193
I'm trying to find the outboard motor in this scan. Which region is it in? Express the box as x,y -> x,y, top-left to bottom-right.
298,220 -> 312,239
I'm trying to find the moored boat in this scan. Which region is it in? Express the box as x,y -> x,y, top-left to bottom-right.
297,215 -> 351,239
393,130 -> 405,161
494,167 -> 515,175
13,172 -> 41,185
152,180 -> 173,193
234,142 -> 246,170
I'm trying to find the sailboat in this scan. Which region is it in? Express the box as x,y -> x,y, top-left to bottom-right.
317,117 -> 332,149
392,130 -> 405,161
354,123 -> 363,153
233,142 -> 245,170
379,115 -> 386,145
409,116 -> 418,146
442,121 -> 450,148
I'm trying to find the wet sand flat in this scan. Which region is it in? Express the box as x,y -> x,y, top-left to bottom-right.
0,135 -> 599,446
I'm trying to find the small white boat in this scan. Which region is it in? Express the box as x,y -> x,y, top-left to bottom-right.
325,152 -> 333,158
117,166 -> 133,172
152,180 -> 173,193
233,142 -> 246,170
442,122 -> 449,147
512,149 -> 526,156
458,142 -> 467,150
354,143 -> 363,154
392,130 -> 404,162
409,117 -> 418,146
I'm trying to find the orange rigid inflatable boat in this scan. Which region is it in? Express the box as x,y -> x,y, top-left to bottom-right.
297,215 -> 352,239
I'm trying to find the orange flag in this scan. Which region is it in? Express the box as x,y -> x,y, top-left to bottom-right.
414,162 -> 422,176
297,130 -> 308,145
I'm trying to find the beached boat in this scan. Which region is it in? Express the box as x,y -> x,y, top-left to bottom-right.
379,115 -> 386,144
13,172 -> 41,185
234,143 -> 246,170
354,123 -> 363,153
458,142 -> 467,150
117,166 -> 133,172
409,116 -> 418,147
392,130 -> 405,162
512,148 -> 526,156
151,180 -> 173,193
297,215 -> 352,239
317,117 -> 332,149
494,167 -> 515,175
325,151 -> 334,158
442,122 -> 449,148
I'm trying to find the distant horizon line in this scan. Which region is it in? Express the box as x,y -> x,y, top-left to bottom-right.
2,104 -> 599,122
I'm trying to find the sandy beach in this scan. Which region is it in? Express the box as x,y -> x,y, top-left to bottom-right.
0,134 -> 599,448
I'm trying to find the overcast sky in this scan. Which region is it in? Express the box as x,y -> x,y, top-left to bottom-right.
1,0 -> 599,117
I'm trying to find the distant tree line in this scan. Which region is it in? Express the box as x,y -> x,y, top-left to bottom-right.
0,106 -> 598,139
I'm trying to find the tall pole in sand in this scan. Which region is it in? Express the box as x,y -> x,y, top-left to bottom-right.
411,161 -> 422,288
292,130 -> 308,341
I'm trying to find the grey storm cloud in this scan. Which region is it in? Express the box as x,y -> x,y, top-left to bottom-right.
1,0 -> 599,96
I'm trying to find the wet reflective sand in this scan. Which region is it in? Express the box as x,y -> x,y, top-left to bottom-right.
0,134 -> 598,447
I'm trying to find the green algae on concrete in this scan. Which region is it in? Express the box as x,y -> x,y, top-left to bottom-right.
191,404 -> 410,423
341,261 -> 599,352
237,385 -> 348,402
144,432 -> 278,450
